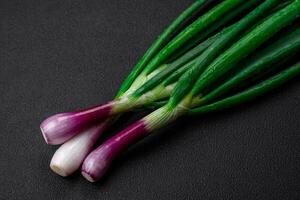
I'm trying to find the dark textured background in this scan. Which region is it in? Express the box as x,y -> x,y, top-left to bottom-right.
0,0 -> 299,199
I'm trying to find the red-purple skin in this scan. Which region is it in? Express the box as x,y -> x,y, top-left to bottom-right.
81,120 -> 148,182
40,102 -> 113,145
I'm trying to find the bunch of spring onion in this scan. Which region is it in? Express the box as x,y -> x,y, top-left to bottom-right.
40,0 -> 300,182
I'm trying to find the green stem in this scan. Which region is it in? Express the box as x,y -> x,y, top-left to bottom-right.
116,0 -> 208,97
143,0 -> 244,75
132,28 -> 225,97
141,24 -> 300,111
170,0 -> 279,107
196,27 -> 300,106
191,0 -> 300,96
166,0 -> 262,63
188,62 -> 300,115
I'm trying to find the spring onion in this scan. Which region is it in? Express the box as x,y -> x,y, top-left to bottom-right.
39,0 -> 300,182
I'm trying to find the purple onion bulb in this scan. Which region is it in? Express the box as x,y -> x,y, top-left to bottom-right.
40,102 -> 113,145
81,120 -> 148,182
